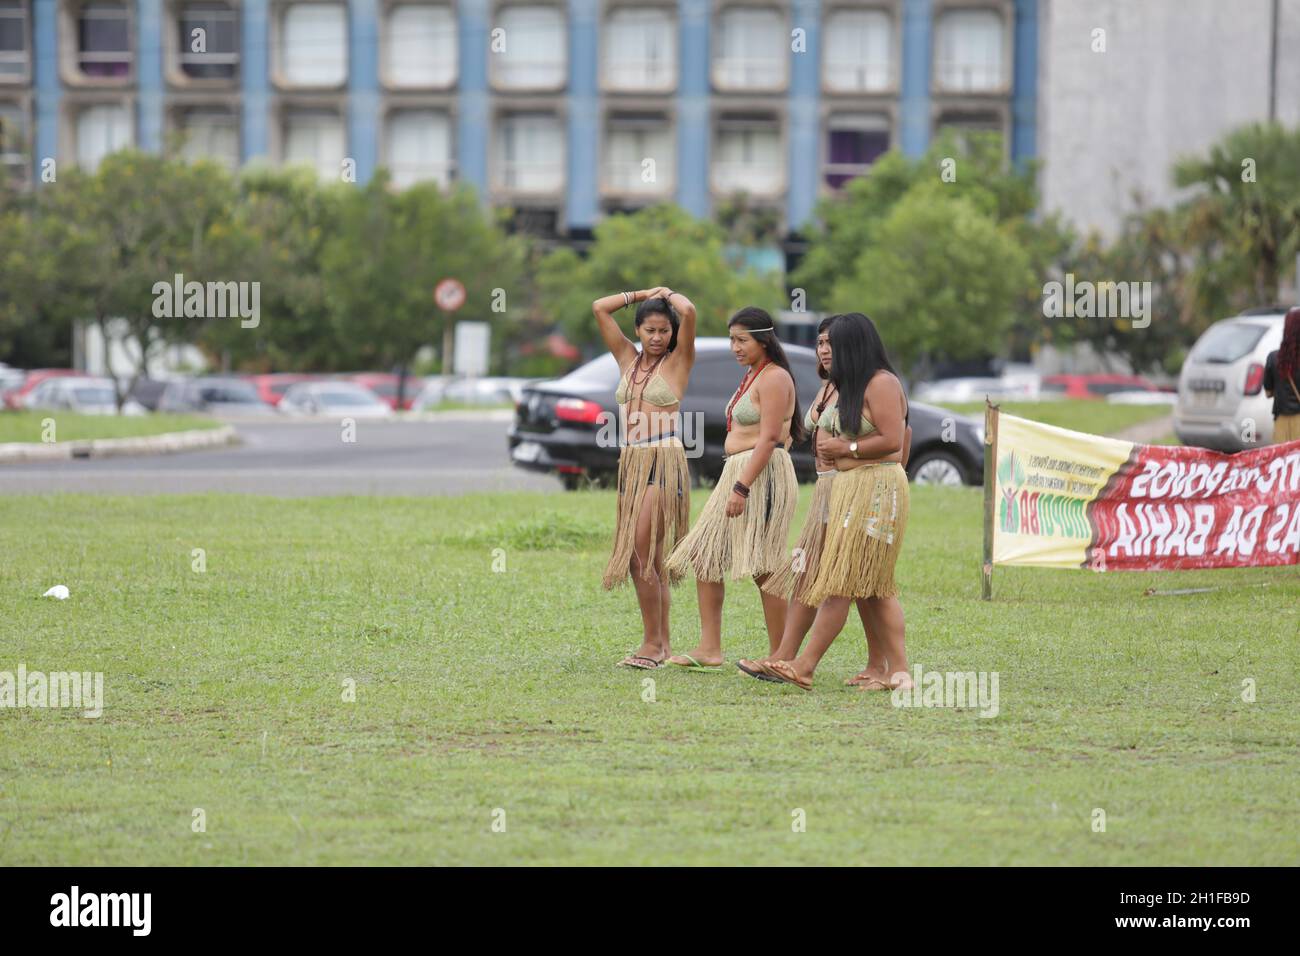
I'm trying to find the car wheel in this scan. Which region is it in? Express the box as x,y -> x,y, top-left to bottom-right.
908,450 -> 967,486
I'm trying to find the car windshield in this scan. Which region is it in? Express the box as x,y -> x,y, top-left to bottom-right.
73,387 -> 115,404
367,383 -> 397,397
1191,322 -> 1268,364
200,383 -> 261,403
318,390 -> 378,407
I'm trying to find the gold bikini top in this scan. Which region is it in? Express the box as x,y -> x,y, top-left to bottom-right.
729,364 -> 792,427
615,357 -> 680,408
818,403 -> 877,438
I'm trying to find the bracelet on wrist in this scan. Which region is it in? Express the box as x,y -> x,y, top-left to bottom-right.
733,481 -> 750,498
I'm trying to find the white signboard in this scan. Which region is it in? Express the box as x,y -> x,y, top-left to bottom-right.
453,322 -> 490,377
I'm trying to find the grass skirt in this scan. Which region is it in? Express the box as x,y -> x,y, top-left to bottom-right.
602,438 -> 691,590
802,461 -> 909,604
761,470 -> 837,606
665,446 -> 798,583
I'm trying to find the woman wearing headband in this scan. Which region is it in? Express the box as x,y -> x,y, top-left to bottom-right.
756,313 -> 915,692
739,314 -> 910,687
593,286 -> 698,669
664,307 -> 802,670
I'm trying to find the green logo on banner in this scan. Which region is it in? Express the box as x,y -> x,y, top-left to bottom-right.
998,449 -> 1024,533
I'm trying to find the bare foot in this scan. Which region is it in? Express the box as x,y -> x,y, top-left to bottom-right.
667,647 -> 723,667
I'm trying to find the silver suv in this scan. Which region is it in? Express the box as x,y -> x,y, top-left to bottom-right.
1174,308 -> 1290,451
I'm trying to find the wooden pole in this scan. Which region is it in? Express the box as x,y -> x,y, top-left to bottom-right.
981,399 -> 1000,600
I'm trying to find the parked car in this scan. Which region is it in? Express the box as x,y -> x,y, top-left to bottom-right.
1174,307 -> 1292,450
408,375 -> 455,410
507,338 -> 985,489
126,377 -> 170,412
1041,373 -> 1160,399
913,362 -> 1041,403
245,373 -> 324,407
23,376 -> 146,415
342,373 -> 423,411
0,365 -> 25,399
279,381 -> 393,418
444,376 -> 536,406
3,368 -> 79,410
157,377 -> 276,415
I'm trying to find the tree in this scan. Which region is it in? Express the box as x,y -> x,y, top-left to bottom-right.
321,174 -> 526,403
830,189 -> 1034,376
538,203 -> 784,354
1172,122 -> 1300,317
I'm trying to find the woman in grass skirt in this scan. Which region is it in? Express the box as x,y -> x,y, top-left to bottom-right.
593,286 -> 698,670
663,308 -> 802,670
755,313 -> 915,692
739,314 -> 910,686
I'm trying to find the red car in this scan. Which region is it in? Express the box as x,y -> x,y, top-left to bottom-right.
244,373 -> 324,407
344,373 -> 422,411
3,368 -> 80,409
1041,374 -> 1160,399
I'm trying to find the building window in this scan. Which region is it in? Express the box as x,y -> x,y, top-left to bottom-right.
385,109 -> 453,188
283,107 -> 345,179
934,8 -> 1003,92
75,102 -> 133,170
713,114 -> 782,196
823,8 -> 890,92
176,1 -> 239,82
714,7 -> 785,91
935,110 -> 1004,151
383,4 -> 456,89
603,7 -> 675,92
492,6 -> 565,90
177,106 -> 239,168
75,2 -> 132,80
280,2 -> 347,87
494,112 -> 563,192
0,102 -> 27,182
0,1 -> 28,81
604,113 -> 673,195
825,113 -> 888,189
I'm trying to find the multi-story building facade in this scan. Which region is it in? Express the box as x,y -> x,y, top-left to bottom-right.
0,0 -> 1040,246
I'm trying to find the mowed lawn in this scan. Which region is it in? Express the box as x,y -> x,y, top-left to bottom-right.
0,410 -> 221,444
0,487 -> 1296,866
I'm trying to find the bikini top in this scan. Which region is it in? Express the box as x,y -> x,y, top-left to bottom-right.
615,356 -> 680,408
818,403 -> 877,438
729,364 -> 792,427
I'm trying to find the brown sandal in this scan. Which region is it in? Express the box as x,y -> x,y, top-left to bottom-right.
759,659 -> 812,691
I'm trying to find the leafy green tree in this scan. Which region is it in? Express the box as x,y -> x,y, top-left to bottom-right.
829,190 -> 1034,376
1172,122 -> 1300,317
321,174 -> 525,403
538,203 -> 783,354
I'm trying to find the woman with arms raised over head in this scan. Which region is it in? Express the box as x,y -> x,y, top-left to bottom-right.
757,313 -> 915,692
664,307 -> 802,670
592,286 -> 698,669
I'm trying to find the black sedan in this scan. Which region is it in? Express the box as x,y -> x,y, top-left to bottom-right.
508,338 -> 984,489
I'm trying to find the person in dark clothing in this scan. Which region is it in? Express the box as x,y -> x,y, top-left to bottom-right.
1262,307 -> 1300,444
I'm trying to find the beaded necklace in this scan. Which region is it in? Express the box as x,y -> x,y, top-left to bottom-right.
810,382 -> 838,462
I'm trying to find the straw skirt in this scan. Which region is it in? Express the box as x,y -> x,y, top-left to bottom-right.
802,461 -> 909,605
761,470 -> 837,606
602,438 -> 691,590
665,446 -> 799,582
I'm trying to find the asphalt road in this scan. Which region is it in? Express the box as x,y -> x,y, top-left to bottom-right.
0,414 -> 561,496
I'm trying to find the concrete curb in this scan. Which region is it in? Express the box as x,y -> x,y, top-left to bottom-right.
0,425 -> 240,463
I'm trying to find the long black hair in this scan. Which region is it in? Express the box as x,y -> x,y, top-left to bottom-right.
828,312 -> 904,437
634,298 -> 679,353
728,306 -> 805,444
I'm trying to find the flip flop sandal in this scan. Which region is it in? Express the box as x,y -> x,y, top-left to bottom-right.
666,653 -> 724,672
852,676 -> 892,691
758,659 -> 812,691
845,670 -> 887,687
736,659 -> 780,683
617,655 -> 663,670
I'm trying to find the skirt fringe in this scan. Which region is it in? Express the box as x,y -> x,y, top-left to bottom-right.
802,462 -> 909,605
602,441 -> 691,590
761,470 -> 836,606
665,447 -> 799,583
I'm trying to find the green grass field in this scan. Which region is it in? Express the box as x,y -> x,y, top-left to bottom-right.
1,488 -> 1295,865
0,410 -> 221,444
947,400 -> 1171,436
